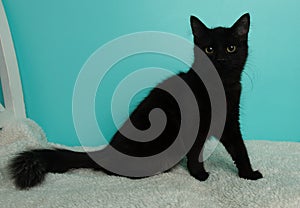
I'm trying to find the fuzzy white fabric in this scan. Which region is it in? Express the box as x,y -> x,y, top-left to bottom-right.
0,118 -> 299,208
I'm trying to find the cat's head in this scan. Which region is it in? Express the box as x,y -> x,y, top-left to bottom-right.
190,13 -> 250,85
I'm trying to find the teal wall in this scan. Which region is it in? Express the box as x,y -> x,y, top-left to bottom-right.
2,0 -> 300,146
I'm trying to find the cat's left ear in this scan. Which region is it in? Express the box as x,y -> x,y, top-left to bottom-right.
231,13 -> 250,37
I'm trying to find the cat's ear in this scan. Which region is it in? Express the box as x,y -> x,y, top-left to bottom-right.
190,15 -> 208,38
231,13 -> 250,37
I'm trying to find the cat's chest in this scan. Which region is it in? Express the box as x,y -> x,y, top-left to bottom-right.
193,85 -> 241,114
224,88 -> 241,115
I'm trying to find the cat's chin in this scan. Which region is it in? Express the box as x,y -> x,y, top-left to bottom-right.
216,72 -> 241,88
219,78 -> 241,89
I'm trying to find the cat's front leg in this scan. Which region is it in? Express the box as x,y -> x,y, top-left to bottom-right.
221,124 -> 263,180
187,135 -> 209,181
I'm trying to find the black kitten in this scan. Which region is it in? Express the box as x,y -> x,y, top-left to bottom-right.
9,13 -> 262,189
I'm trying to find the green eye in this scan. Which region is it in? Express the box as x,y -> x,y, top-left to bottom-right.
226,45 -> 237,53
205,46 -> 214,54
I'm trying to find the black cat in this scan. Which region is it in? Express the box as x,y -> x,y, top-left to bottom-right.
9,13 -> 262,189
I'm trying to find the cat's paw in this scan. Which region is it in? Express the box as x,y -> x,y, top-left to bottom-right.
192,171 -> 210,181
239,170 -> 263,180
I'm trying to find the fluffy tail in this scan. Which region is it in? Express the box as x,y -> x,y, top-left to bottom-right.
9,149 -> 101,189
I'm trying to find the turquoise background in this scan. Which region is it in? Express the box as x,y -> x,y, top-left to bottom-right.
1,0 -> 300,146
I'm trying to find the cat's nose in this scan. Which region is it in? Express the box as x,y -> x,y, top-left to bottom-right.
217,58 -> 226,65
216,58 -> 226,63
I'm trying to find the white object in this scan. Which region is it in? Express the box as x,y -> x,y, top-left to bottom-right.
0,0 -> 26,128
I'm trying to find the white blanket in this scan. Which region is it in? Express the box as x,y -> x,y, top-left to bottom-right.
0,119 -> 299,208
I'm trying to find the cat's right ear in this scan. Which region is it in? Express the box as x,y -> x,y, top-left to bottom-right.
190,16 -> 208,38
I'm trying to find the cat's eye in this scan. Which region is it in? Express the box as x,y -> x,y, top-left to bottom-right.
226,45 -> 237,53
205,46 -> 214,54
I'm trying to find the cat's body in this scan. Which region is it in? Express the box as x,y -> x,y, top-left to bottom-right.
9,13 -> 262,189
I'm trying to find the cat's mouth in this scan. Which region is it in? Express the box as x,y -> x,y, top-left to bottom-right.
212,60 -> 229,70
214,62 -> 240,74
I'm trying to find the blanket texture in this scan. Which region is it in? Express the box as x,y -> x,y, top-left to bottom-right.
0,119 -> 299,208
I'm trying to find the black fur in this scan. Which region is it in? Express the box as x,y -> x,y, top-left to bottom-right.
9,149 -> 101,189
9,13 -> 262,189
